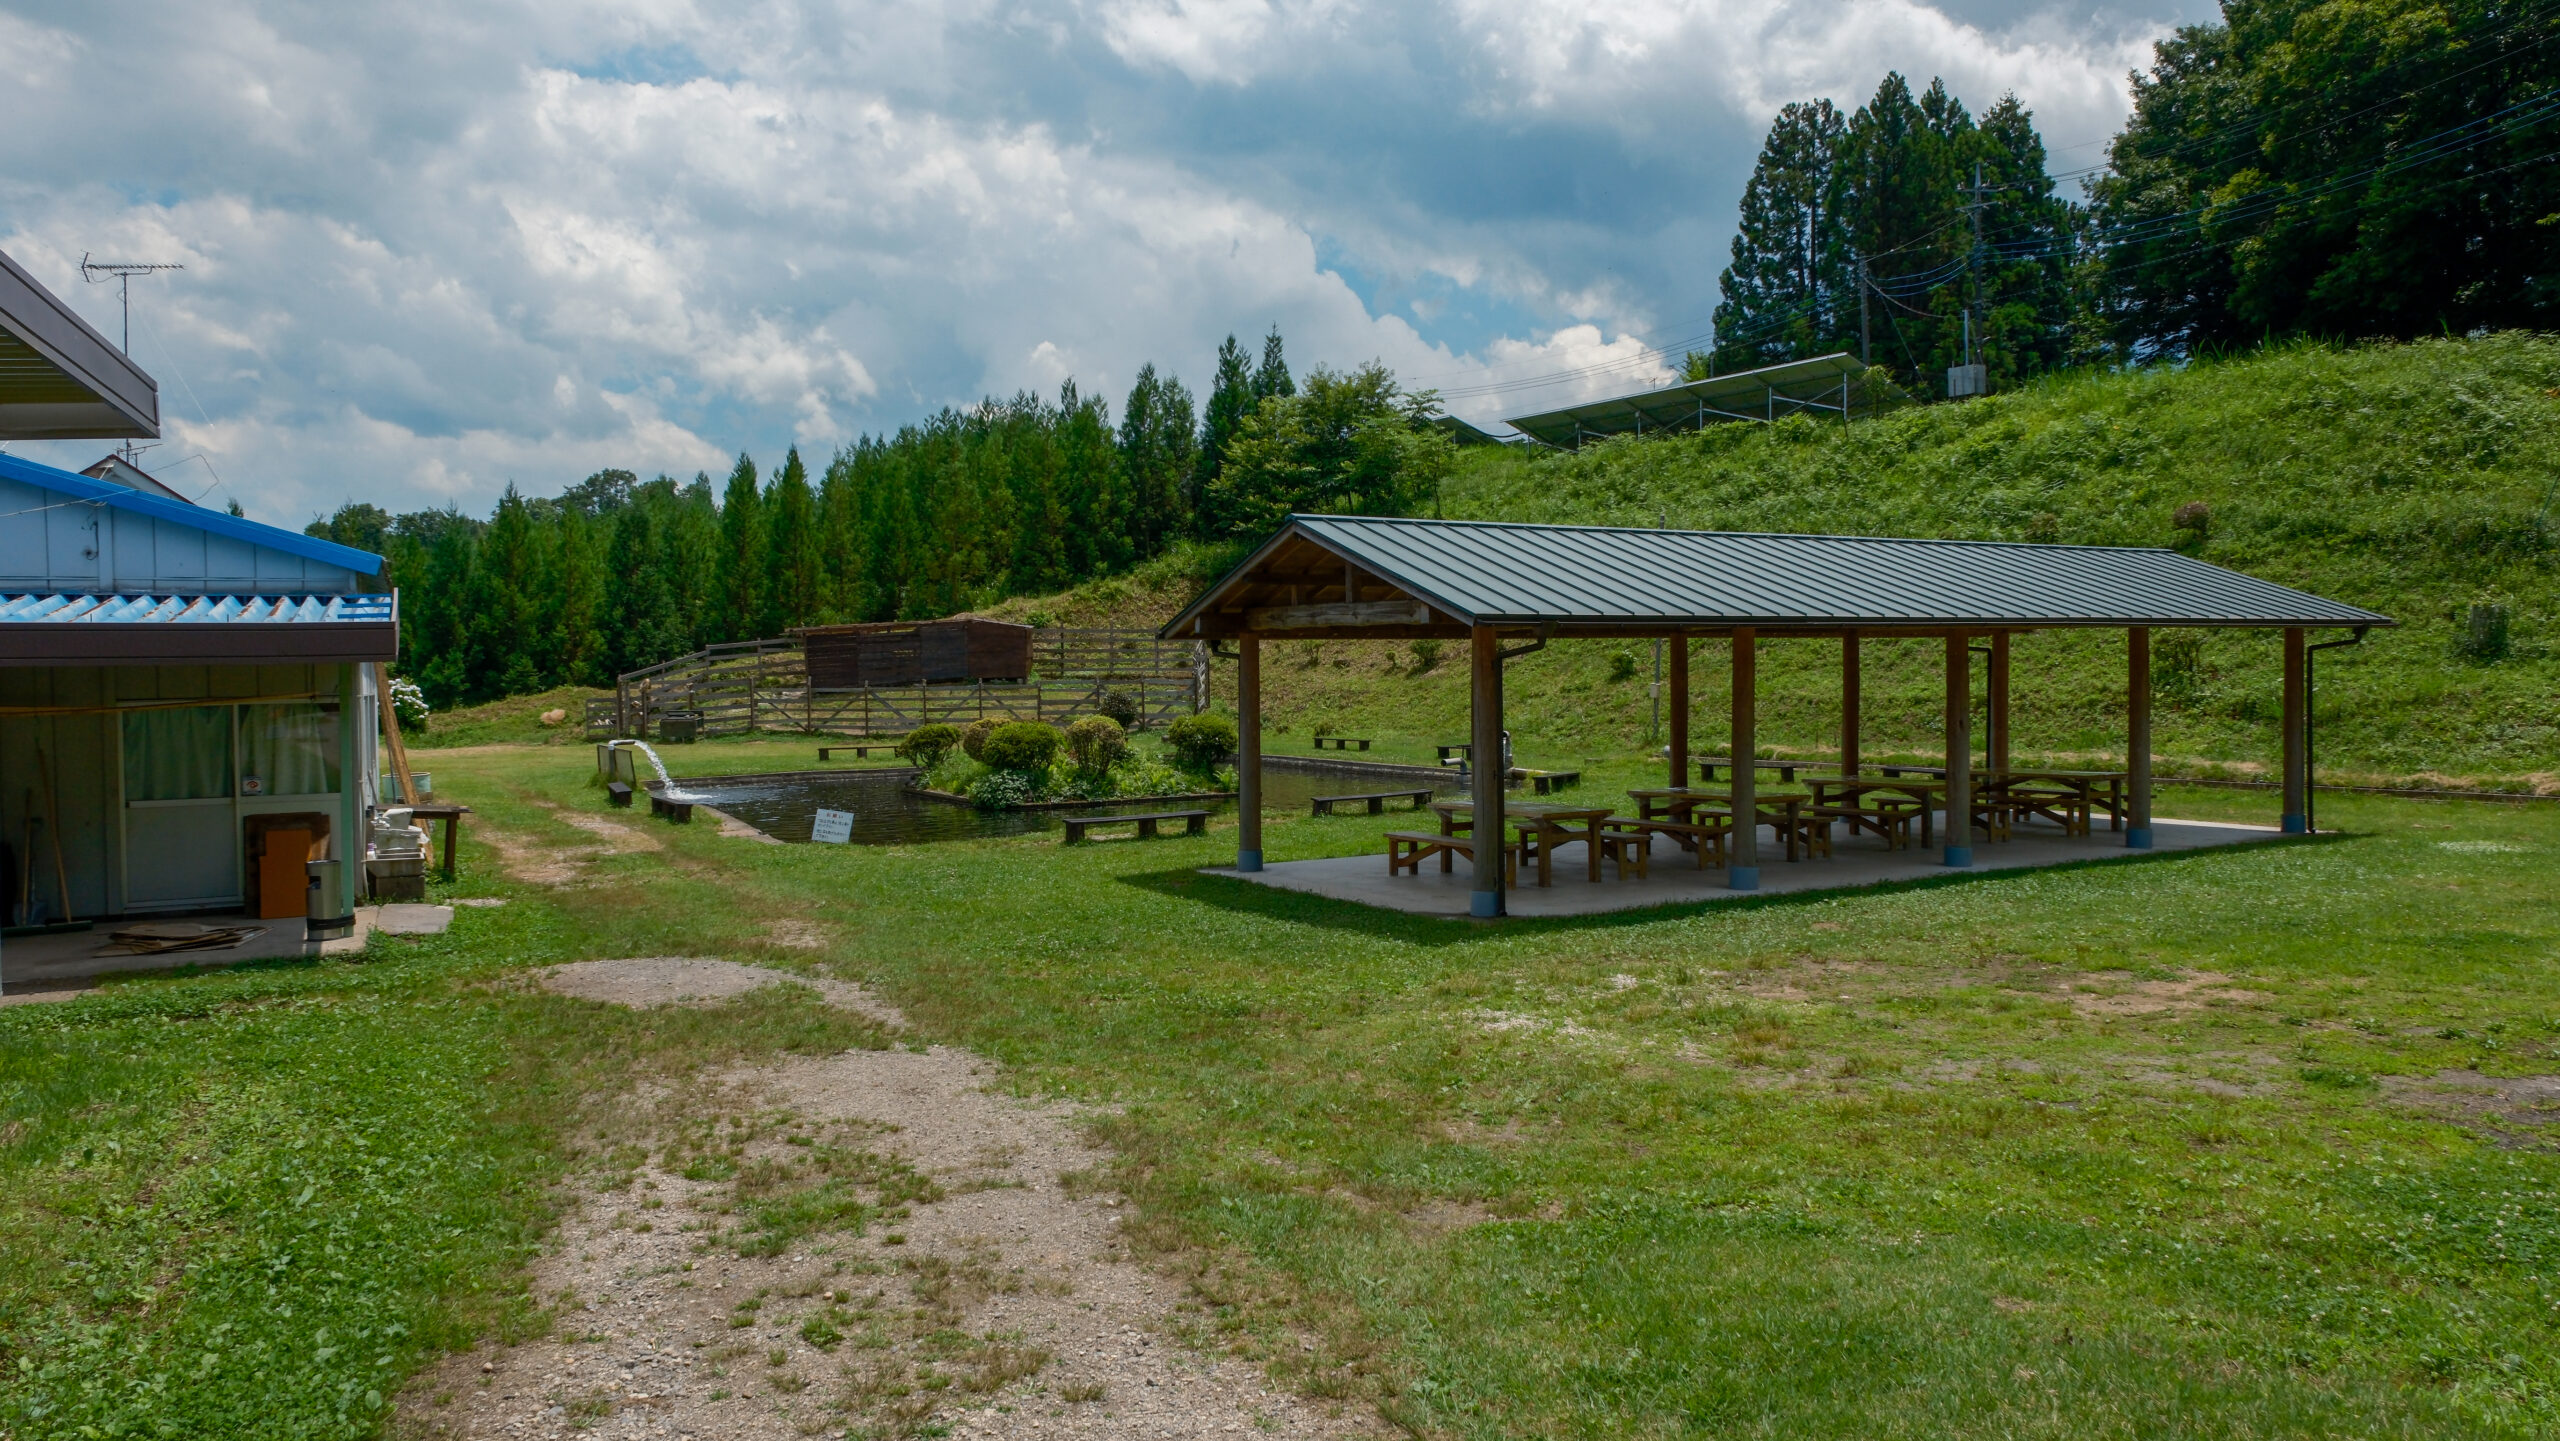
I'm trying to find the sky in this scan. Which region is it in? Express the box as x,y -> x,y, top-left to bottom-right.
0,0 -> 2209,528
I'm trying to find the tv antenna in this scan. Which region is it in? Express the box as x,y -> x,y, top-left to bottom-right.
79,253 -> 185,354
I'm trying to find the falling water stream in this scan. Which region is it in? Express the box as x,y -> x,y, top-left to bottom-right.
610,739 -> 699,802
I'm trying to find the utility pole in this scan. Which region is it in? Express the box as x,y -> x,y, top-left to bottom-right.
78,254 -> 185,355
1856,254 -> 1871,367
1946,164 -> 1993,399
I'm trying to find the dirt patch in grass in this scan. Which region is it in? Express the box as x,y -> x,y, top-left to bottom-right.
2383,1069 -> 2560,1141
2062,970 -> 2266,1018
402,958 -> 1373,1440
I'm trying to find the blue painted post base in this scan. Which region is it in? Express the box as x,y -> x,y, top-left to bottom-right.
2281,814 -> 2307,834
1943,846 -> 1973,868
1470,890 -> 1501,918
1728,866 -> 1760,891
2126,827 -> 2154,850
1237,849 -> 1263,872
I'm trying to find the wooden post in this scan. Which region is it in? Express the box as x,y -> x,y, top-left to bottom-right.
2127,627 -> 2154,848
1839,630 -> 1861,777
1470,624 -> 1504,918
1944,632 -> 1973,867
374,661 -> 420,805
1237,637 -> 1263,871
1729,628 -> 1758,889
1988,631 -> 2011,777
1667,634 -> 1689,789
2281,626 -> 2307,833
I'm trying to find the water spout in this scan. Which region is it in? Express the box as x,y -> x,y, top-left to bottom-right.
609,739 -> 698,802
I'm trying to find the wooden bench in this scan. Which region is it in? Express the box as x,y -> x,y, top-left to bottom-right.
818,741 -> 904,760
1809,797 -> 1925,851
1610,814 -> 1729,869
1386,831 -> 1517,885
606,780 -> 633,809
1512,769 -> 1581,794
1062,810 -> 1208,844
1312,736 -> 1373,752
1597,829 -> 1651,880
647,794 -> 693,823
1311,789 -> 1433,817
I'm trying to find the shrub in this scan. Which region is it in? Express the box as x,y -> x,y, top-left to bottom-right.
1606,650 -> 1638,683
959,718 -> 1001,761
2171,500 -> 2211,548
897,723 -> 963,768
1164,712 -> 1238,774
2453,601 -> 2512,662
1408,639 -> 1442,673
969,769 -> 1037,810
1064,715 -> 1130,773
1097,690 -> 1141,731
981,721 -> 1062,773
386,674 -> 431,733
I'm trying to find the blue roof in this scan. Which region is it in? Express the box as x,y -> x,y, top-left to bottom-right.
0,448 -> 384,577
1,592 -> 397,624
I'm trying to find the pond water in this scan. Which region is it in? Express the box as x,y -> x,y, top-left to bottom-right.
679,763 -> 1466,845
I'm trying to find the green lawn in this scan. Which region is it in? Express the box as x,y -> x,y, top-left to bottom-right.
5,748 -> 2558,1438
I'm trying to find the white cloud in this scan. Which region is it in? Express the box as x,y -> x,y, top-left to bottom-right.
0,0 -> 2179,524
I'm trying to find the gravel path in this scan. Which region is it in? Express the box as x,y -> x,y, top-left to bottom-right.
399,958 -> 1375,1440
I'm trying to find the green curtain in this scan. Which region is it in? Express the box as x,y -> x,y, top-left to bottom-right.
240,704 -> 341,797
121,707 -> 233,801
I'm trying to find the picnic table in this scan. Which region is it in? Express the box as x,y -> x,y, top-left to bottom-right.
1694,756 -> 1808,784
1986,769 -> 2127,835
1801,776 -> 1940,850
408,803 -> 473,880
1312,735 -> 1373,752
1429,800 -> 1614,886
1629,787 -> 1818,862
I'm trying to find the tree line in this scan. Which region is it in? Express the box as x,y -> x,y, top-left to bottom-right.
308,330 -> 1457,706
1713,0 -> 2558,395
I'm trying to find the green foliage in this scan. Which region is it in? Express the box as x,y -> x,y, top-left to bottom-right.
896,723 -> 964,768
1204,364 -> 1455,536
1408,639 -> 1443,673
957,718 -> 999,762
386,673 -> 431,733
1606,650 -> 1639,683
980,722 -> 1062,774
1097,690 -> 1141,731
1062,715 -> 1130,774
2090,0 -> 2560,354
967,768 -> 1038,811
1164,712 -> 1238,773
1194,335 -> 1258,535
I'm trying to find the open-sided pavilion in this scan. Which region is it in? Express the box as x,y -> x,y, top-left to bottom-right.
1160,516 -> 2395,918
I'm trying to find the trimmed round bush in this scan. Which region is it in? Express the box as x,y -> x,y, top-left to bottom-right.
1097,690 -> 1141,731
1164,712 -> 1238,774
958,717 -> 1001,761
981,721 -> 1062,774
897,723 -> 963,768
1064,715 -> 1129,773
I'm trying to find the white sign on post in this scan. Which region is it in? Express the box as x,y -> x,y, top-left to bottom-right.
810,808 -> 855,845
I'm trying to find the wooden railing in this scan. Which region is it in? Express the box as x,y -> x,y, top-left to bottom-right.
593,628 -> 1208,740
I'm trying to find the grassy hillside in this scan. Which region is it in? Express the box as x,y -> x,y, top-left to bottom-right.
999,337 -> 2560,792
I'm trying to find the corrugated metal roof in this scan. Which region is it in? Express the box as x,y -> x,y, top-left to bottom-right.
1501,353 -> 1908,448
1,592 -> 395,624
1162,516 -> 2395,634
0,450 -> 384,577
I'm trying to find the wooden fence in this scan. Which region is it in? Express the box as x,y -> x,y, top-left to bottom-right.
590,628 -> 1208,740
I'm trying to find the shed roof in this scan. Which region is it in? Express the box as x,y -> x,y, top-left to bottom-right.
1160,515 -> 2394,639
0,448 -> 383,577
1501,353 -> 1905,449
0,248 -> 158,440
0,591 -> 399,665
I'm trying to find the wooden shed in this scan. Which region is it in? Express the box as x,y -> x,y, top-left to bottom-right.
796,620 -> 1033,689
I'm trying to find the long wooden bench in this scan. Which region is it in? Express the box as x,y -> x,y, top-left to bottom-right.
1061,809 -> 1208,844
1695,756 -> 1807,783
1610,814 -> 1730,869
1311,789 -> 1433,817
1513,769 -> 1581,794
1312,735 -> 1373,752
1386,831 -> 1517,885
817,741 -> 904,760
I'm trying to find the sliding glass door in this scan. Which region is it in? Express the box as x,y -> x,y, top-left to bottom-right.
120,706 -> 239,910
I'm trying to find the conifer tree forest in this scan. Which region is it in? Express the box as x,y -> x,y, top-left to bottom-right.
316,0 -> 2559,705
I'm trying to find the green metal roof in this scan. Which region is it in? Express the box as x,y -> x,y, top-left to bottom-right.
1501,352 -> 1906,448
1162,516 -> 2395,636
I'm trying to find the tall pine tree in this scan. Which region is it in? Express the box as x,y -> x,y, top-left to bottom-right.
714,453 -> 765,643
1194,336 -> 1255,538
762,446 -> 824,635
1713,100 -> 1850,371
1253,327 -> 1294,402
1119,363 -> 1195,559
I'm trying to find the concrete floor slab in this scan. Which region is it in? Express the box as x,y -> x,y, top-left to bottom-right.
0,908 -> 375,990
1207,814 -> 2283,918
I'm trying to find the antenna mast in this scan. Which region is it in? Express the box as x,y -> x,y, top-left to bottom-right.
78,253 -> 185,355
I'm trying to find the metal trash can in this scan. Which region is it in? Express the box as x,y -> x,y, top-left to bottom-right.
306,859 -> 356,941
